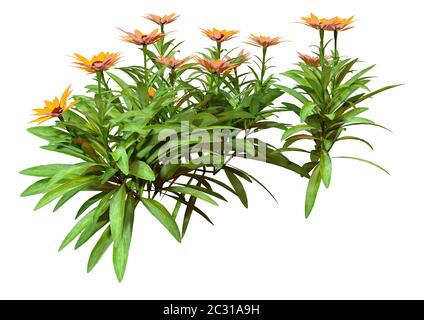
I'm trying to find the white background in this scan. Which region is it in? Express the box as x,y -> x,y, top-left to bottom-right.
0,0 -> 422,299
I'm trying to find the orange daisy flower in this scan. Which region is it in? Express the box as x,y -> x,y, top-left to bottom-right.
118,28 -> 166,46
298,53 -> 321,67
31,86 -> 77,124
301,14 -> 355,32
156,55 -> 192,69
72,52 -> 121,73
246,34 -> 284,47
195,57 -> 236,74
201,28 -> 239,43
144,13 -> 180,26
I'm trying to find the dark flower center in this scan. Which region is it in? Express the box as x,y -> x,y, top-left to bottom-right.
51,107 -> 63,117
92,61 -> 104,70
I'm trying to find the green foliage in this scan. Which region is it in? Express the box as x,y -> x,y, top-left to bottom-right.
279,29 -> 398,217
21,15 -> 397,281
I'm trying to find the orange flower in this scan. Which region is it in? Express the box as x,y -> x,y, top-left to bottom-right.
118,28 -> 165,46
195,57 -> 236,74
31,86 -> 77,124
72,52 -> 121,73
246,34 -> 284,47
149,87 -> 156,99
156,55 -> 192,69
298,53 -> 321,67
144,13 -> 179,26
301,14 -> 355,32
232,50 -> 251,68
201,28 -> 239,43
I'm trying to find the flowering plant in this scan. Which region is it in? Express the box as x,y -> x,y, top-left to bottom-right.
21,13 -> 397,281
280,14 -> 399,217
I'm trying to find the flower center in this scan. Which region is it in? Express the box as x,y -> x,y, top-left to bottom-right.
213,31 -> 223,40
92,61 -> 104,70
51,107 -> 63,117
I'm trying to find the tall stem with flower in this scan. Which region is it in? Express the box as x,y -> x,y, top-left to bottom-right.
280,14 -> 399,218
246,34 -> 283,91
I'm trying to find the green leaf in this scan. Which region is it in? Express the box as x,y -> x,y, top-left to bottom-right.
59,209 -> 97,252
334,58 -> 358,87
334,156 -> 390,175
300,102 -> 317,122
259,88 -> 284,105
141,198 -> 181,242
282,125 -> 315,141
320,150 -> 332,188
48,162 -> 98,187
225,170 -> 248,208
305,165 -> 321,219
100,168 -> 118,184
34,177 -> 97,211
336,136 -> 374,150
112,146 -> 129,175
277,85 -> 309,104
27,126 -> 68,142
113,196 -> 137,282
171,201 -> 182,219
107,72 -> 138,109
356,84 -> 402,104
76,192 -> 107,219
264,148 -> 310,177
344,64 -> 375,87
41,144 -> 93,162
109,184 -> 127,245
59,192 -> 111,251
129,161 -> 156,181
167,186 -> 219,206
87,226 -> 113,273
53,189 -> 79,212
20,164 -> 72,177
21,178 -> 51,197
182,196 -> 196,238
75,219 -> 108,249
282,102 -> 301,115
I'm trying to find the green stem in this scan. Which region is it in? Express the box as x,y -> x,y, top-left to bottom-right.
170,69 -> 176,87
99,72 -> 109,91
143,45 -> 148,84
333,31 -> 339,62
159,24 -> 165,55
96,71 -> 102,95
260,46 -> 268,87
234,68 -> 241,94
319,29 -> 325,66
213,74 -> 221,95
95,71 -> 105,120
216,42 -> 222,59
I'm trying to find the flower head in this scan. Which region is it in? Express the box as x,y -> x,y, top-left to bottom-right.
301,14 -> 355,32
31,86 -> 77,124
232,50 -> 251,68
201,28 -> 239,43
298,52 -> 321,67
118,28 -> 166,46
195,56 -> 236,74
246,34 -> 284,47
144,13 -> 180,26
72,52 -> 121,73
156,55 -> 192,69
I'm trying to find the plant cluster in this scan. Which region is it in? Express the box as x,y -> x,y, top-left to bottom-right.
21,13 -> 398,281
